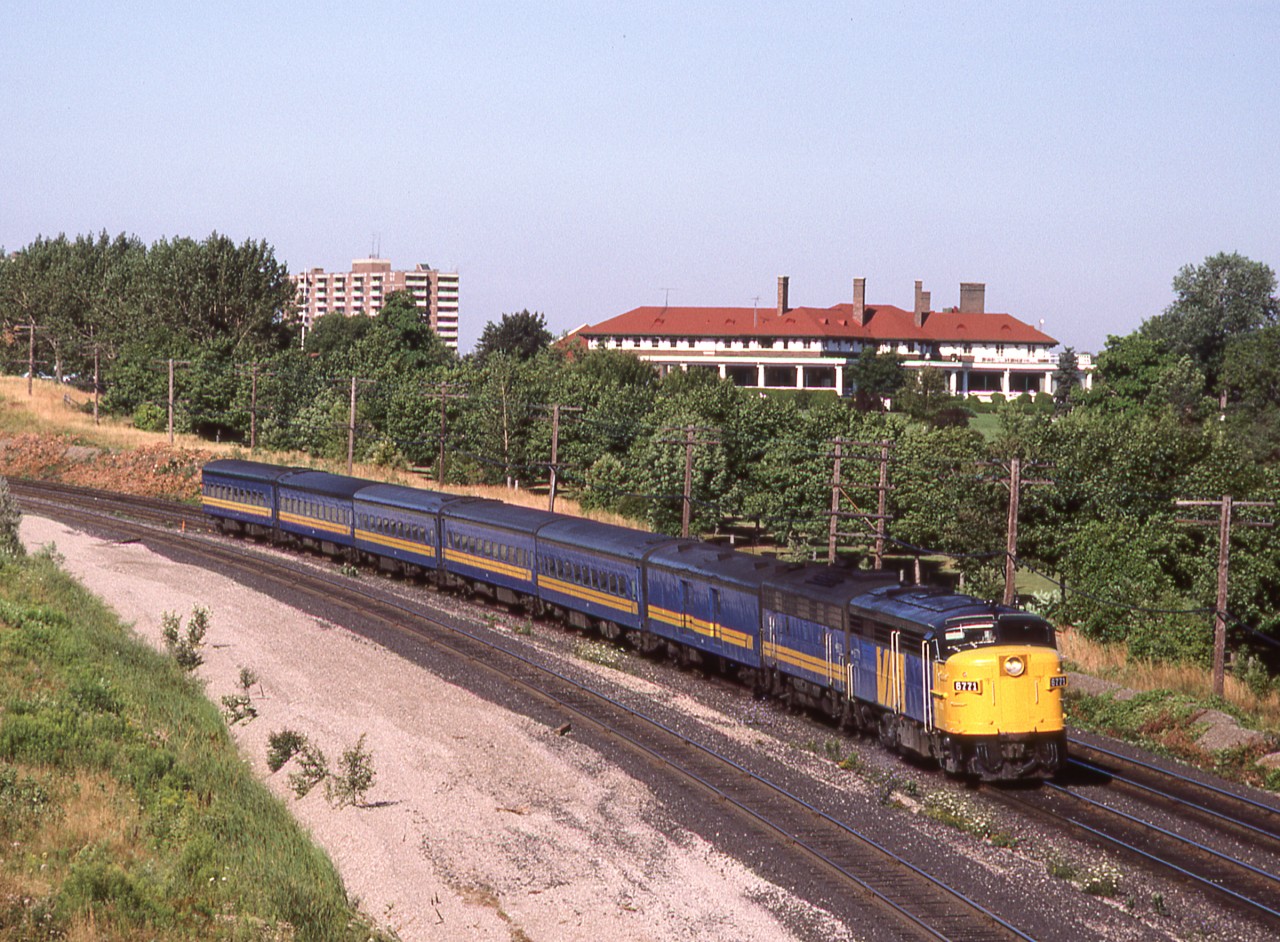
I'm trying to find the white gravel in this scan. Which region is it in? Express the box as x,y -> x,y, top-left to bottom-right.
20,515 -> 856,942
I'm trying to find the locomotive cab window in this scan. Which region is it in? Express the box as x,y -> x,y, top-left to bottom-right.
939,614 -> 1055,655
995,614 -> 1055,648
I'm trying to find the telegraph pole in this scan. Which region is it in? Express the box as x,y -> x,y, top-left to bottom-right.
343,376 -> 376,474
827,439 -> 843,563
84,332 -> 103,426
826,439 -> 893,567
1175,495 -> 1274,696
425,381 -> 466,484
154,358 -> 192,445
237,361 -> 274,450
1004,456 -> 1021,605
541,403 -> 581,512
659,425 -> 721,538
991,456 -> 1052,605
347,377 -> 358,474
14,321 -> 46,397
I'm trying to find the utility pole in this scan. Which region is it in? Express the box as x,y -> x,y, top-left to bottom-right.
990,456 -> 1052,605
14,321 -> 46,397
84,332 -> 103,426
1175,495 -> 1274,696
154,358 -> 192,445
425,381 -> 466,484
342,376 -> 376,474
238,361 -> 274,450
827,439 -> 843,564
541,403 -> 581,512
827,439 -> 893,567
659,425 -> 721,538
250,364 -> 262,451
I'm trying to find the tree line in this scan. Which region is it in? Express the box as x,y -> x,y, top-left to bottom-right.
3,234 -> 1280,675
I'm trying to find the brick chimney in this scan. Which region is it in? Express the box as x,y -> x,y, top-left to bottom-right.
777,276 -> 790,316
959,282 -> 986,313
852,277 -> 866,327
913,280 -> 930,328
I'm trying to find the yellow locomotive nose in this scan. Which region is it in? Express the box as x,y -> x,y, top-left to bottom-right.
933,646 -> 1065,737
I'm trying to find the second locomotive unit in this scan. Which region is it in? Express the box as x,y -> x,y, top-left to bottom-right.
202,459 -> 1067,780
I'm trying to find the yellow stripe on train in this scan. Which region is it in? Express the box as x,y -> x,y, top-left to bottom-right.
279,511 -> 349,536
203,497 -> 272,518
355,529 -> 436,557
538,576 -> 638,615
762,640 -> 832,676
650,606 -> 754,651
443,549 -> 531,582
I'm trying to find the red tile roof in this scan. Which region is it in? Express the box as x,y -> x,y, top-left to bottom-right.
579,303 -> 1056,346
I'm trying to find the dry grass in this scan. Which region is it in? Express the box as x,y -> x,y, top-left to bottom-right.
0,376 -> 639,527
1060,628 -> 1280,730
0,376 -> 211,453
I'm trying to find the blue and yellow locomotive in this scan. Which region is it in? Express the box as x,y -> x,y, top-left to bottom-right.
202,459 -> 1066,781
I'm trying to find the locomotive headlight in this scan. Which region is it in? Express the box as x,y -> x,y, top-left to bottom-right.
1003,656 -> 1026,677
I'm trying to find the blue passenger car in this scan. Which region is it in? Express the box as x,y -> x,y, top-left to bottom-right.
643,543 -> 781,665
761,567 -> 898,711
535,517 -> 676,634
352,483 -> 469,575
275,470 -> 367,552
201,459 -> 296,533
439,500 -> 558,604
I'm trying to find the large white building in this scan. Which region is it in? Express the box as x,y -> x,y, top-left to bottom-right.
291,258 -> 459,350
571,277 -> 1091,400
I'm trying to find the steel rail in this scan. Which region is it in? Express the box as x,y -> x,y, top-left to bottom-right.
1044,781 -> 1280,911
1067,737 -> 1280,829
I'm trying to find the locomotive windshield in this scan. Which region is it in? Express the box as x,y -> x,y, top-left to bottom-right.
937,613 -> 1055,655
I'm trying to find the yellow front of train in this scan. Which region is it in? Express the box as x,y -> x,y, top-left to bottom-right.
931,617 -> 1068,780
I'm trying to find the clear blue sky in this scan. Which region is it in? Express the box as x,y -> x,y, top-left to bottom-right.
3,2 -> 1277,354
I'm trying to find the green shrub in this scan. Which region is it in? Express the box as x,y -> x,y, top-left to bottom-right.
326,734 -> 376,808
0,476 -> 24,559
288,741 -> 329,798
131,402 -> 167,432
1081,862 -> 1122,897
221,693 -> 256,724
266,729 -> 306,772
161,607 -> 209,671
574,640 -> 624,669
922,791 -> 995,838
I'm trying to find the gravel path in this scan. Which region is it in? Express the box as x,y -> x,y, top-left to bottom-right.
19,515 -> 854,942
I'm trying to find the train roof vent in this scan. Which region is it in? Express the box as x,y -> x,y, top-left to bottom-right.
806,570 -> 845,588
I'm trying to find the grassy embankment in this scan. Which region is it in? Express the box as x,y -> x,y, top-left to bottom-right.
0,545 -> 385,941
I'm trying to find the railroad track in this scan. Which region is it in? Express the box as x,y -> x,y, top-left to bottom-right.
8,478 -> 210,532
990,736 -> 1280,933
14,479 -> 1033,942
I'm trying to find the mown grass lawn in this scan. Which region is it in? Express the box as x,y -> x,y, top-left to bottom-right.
0,547 -> 385,942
